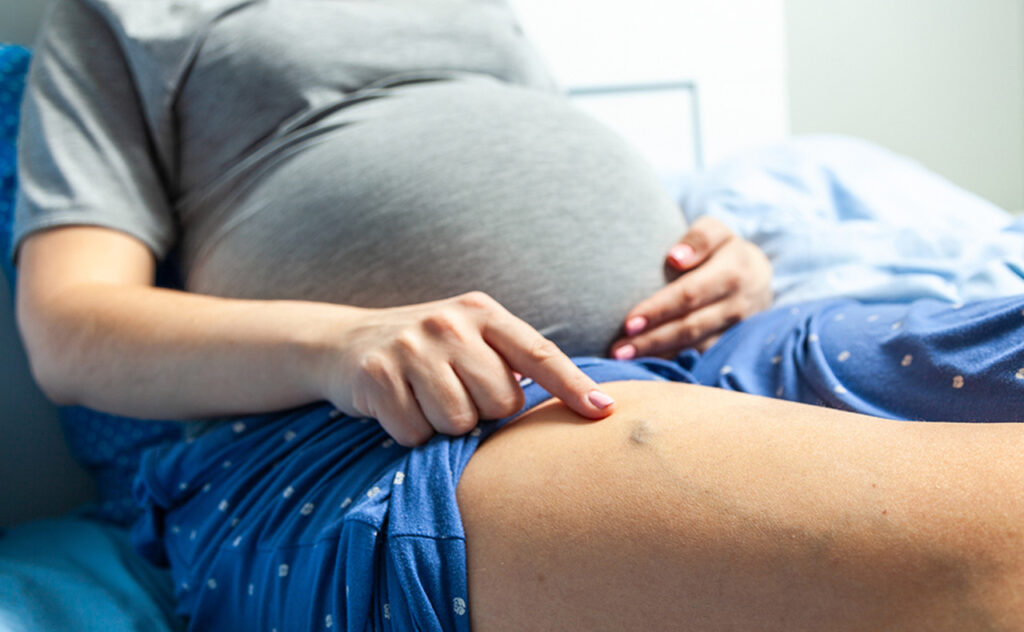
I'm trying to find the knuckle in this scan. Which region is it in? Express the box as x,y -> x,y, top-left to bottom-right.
421,311 -> 461,337
394,425 -> 433,448
675,286 -> 697,309
393,331 -> 422,355
456,290 -> 496,312
357,352 -> 392,383
678,323 -> 701,344
445,410 -> 479,435
526,336 -> 561,364
482,389 -> 525,419
723,308 -> 743,327
722,271 -> 742,294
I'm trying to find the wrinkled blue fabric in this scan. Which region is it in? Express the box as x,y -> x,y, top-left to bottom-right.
132,359 -> 670,631
682,135 -> 1024,306
688,295 -> 1024,422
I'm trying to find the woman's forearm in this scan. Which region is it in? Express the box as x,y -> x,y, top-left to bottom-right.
15,227 -> 611,435
19,281 -> 363,419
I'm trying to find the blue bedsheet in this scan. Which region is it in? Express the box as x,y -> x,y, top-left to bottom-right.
0,516 -> 182,632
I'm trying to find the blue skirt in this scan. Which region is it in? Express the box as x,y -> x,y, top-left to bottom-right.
132,295 -> 1024,631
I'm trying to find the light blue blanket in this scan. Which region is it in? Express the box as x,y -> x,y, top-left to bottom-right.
0,517 -> 181,632
682,135 -> 1024,306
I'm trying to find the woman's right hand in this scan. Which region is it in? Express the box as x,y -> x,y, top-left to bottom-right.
315,291 -> 616,447
17,228 -> 611,443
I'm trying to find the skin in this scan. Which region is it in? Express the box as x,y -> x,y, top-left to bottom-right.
458,381 -> 1024,631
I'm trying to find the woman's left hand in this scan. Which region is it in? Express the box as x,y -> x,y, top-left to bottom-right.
611,217 -> 773,358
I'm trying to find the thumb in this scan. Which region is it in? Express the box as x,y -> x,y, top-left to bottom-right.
667,216 -> 734,271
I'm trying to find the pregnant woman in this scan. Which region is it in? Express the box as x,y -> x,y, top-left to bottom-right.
13,1 -> 1024,630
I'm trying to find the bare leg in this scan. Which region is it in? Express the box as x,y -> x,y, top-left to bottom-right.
457,381 -> 1024,631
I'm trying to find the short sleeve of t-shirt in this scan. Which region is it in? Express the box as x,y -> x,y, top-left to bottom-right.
11,0 -> 176,263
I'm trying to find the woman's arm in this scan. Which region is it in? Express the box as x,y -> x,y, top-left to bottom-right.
16,226 -> 615,444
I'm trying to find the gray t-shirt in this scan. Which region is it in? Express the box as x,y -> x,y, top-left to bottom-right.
15,0 -> 685,357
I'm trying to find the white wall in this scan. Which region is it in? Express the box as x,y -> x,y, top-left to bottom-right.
787,0 -> 1024,212
510,0 -> 790,166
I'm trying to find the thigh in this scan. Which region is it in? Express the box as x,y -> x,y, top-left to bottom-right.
457,381 -> 1024,631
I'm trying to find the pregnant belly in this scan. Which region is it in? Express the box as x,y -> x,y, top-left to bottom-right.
184,75 -> 685,356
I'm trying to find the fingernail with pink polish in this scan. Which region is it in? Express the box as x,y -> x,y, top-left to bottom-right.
625,316 -> 647,336
613,344 -> 636,360
588,389 -> 615,409
513,371 -> 523,382
668,244 -> 696,268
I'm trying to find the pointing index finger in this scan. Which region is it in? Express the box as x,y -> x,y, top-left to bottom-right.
481,313 -> 615,419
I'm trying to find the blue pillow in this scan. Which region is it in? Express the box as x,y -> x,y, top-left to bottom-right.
0,44 -> 184,526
